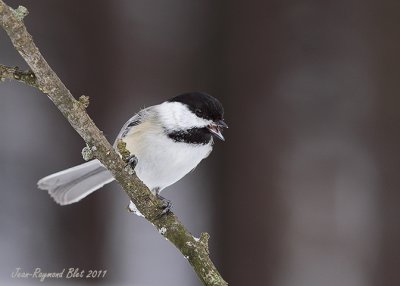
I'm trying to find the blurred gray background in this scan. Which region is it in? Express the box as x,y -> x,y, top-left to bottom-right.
1,0 -> 400,285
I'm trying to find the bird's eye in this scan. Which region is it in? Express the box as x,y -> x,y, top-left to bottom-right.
195,109 -> 202,116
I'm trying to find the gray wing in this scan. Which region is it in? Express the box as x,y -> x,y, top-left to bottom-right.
114,107 -> 151,144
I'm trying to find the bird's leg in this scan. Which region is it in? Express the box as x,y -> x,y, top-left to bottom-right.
125,154 -> 138,170
155,188 -> 172,217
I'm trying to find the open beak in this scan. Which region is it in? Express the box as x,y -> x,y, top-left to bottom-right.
207,119 -> 228,141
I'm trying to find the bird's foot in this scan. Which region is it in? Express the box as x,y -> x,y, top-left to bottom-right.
125,154 -> 138,170
156,193 -> 172,217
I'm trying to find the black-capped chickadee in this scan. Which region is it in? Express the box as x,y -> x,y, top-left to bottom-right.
38,92 -> 227,213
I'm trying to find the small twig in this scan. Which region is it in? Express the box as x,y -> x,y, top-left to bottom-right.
116,139 -> 131,161
78,95 -> 90,109
12,5 -> 28,20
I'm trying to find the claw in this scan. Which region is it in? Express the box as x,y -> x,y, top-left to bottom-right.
156,192 -> 172,218
125,154 -> 138,169
158,206 -> 171,218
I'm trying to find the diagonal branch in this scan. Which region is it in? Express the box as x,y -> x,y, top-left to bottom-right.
0,2 -> 227,286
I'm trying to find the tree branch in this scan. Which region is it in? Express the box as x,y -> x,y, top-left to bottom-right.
0,2 -> 227,285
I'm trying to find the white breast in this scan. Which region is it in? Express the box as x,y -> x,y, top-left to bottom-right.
122,120 -> 213,192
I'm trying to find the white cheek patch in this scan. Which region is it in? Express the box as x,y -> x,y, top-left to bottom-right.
157,102 -> 211,130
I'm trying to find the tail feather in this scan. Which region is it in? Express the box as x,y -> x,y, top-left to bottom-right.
38,159 -> 114,205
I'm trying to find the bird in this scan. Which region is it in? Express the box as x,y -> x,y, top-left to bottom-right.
37,92 -> 227,214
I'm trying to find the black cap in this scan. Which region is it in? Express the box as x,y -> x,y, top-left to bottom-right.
169,92 -> 224,122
